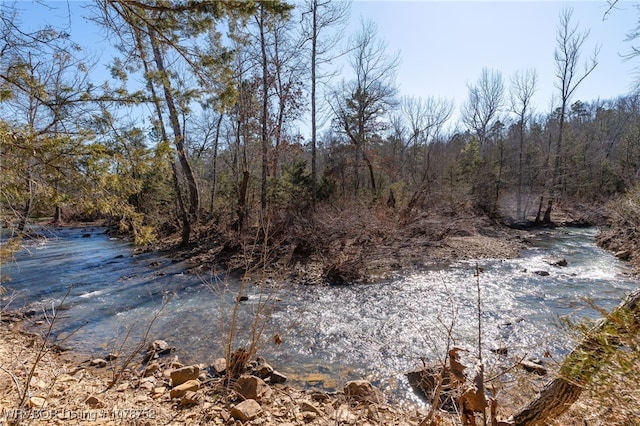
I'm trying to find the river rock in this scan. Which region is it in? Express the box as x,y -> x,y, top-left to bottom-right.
343,380 -> 384,404
615,250 -> 631,260
148,340 -> 172,354
168,359 -> 183,369
520,360 -> 547,375
270,370 -> 287,384
171,365 -> 200,386
29,396 -> 46,408
84,395 -> 104,408
212,357 -> 226,375
335,404 -> 358,424
144,361 -> 160,377
406,367 -> 456,411
230,399 -> 262,422
300,401 -> 322,416
533,270 -> 550,276
90,358 -> 107,368
544,256 -> 567,267
256,363 -> 274,379
180,390 -> 201,406
139,380 -> 154,391
234,375 -> 272,401
169,379 -> 200,399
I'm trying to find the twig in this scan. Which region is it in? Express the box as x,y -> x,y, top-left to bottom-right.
18,285 -> 73,408
0,364 -> 23,396
420,372 -> 444,426
475,263 -> 483,363
485,353 -> 528,382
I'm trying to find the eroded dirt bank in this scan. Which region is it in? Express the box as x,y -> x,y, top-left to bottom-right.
156,206 -> 530,285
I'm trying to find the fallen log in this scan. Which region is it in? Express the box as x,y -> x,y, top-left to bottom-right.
507,289 -> 640,426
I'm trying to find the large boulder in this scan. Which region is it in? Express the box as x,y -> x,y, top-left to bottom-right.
343,380 -> 384,404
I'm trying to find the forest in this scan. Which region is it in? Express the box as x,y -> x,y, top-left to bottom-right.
2,2 -> 640,425
1,0 -> 639,270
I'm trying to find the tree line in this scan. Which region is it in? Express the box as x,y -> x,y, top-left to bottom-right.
1,1 -> 639,246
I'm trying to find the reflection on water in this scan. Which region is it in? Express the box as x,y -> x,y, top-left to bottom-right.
1,226 -> 637,403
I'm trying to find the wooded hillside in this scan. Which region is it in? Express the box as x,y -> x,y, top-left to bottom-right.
1,1 -> 639,253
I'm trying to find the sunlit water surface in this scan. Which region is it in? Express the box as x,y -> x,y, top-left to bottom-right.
1,226 -> 637,403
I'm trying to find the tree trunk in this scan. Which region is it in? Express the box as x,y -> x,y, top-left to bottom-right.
18,173 -> 33,232
310,0 -> 318,209
542,199 -> 553,224
516,119 -> 524,220
209,113 -> 223,214
133,24 -> 192,244
508,289 -> 640,426
363,152 -> 376,196
53,206 -> 62,225
17,199 -> 31,232
236,170 -> 250,232
172,161 -> 191,247
148,25 -> 200,221
259,4 -> 269,212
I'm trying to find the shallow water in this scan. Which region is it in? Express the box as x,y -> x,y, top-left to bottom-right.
1,226 -> 637,403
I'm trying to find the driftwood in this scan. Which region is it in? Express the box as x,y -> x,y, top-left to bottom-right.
507,289 -> 640,426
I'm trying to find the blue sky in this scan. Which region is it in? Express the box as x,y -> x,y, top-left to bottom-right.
9,0 -> 640,129
348,1 -> 638,121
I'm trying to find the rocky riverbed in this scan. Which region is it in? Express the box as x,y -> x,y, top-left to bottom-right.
0,320 -> 449,425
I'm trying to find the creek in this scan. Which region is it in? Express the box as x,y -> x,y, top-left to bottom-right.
1,226 -> 637,404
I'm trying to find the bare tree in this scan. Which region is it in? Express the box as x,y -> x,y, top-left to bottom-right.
622,5 -> 640,90
301,0 -> 350,208
253,1 -> 297,213
330,19 -> 399,197
257,3 -> 270,212
268,7 -> 306,180
401,95 -> 453,183
538,8 -> 599,223
460,68 -> 505,214
510,69 -> 537,220
462,68 -> 505,156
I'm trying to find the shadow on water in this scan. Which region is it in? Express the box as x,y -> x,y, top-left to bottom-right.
1,226 -> 637,403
